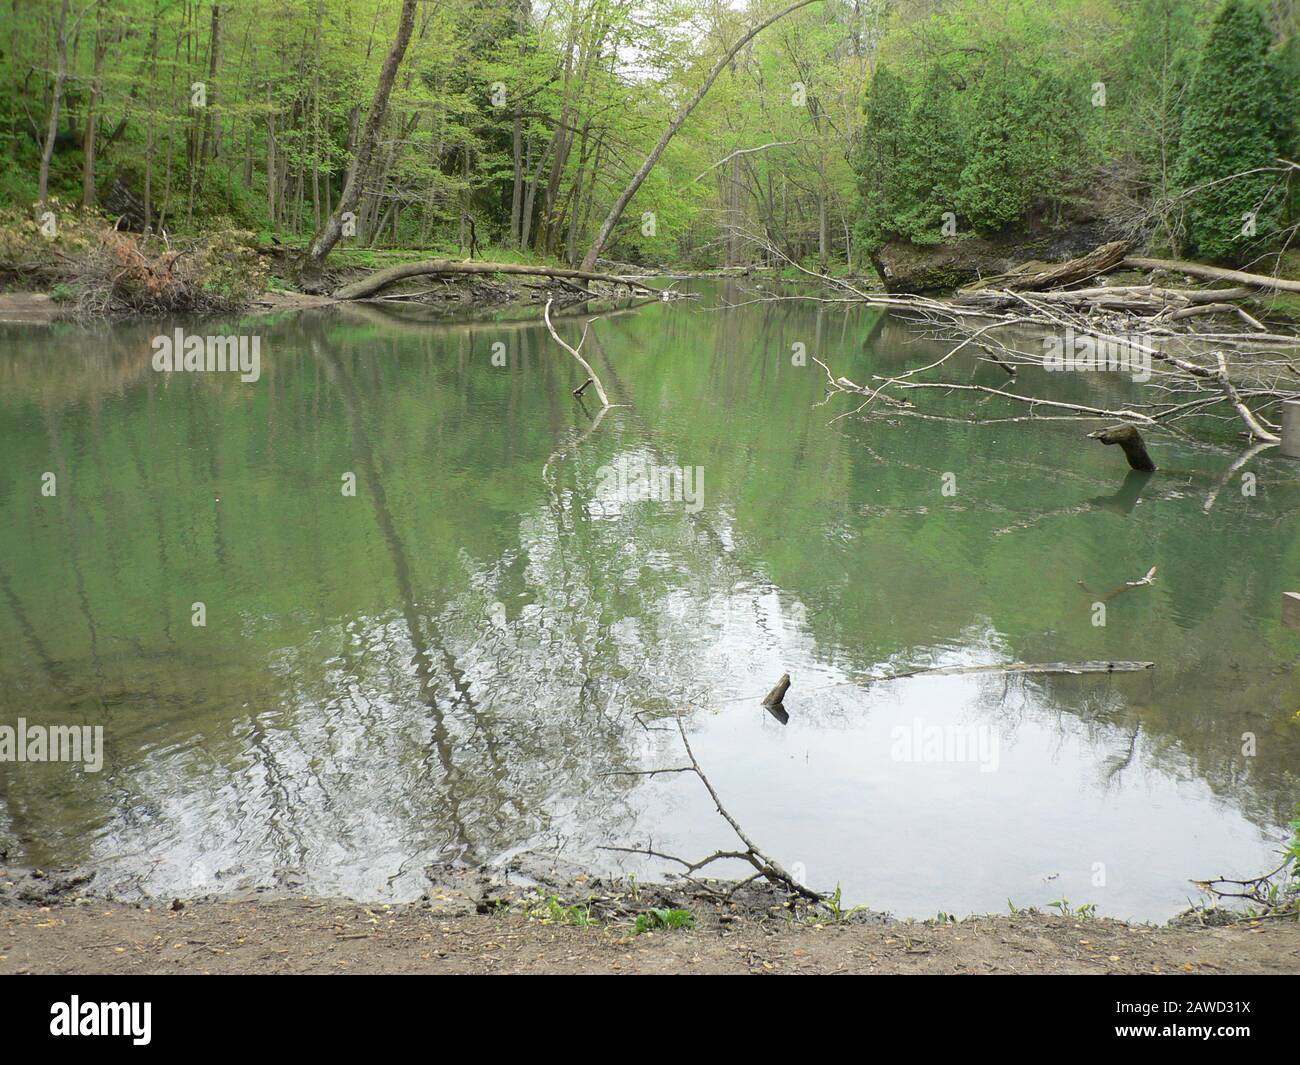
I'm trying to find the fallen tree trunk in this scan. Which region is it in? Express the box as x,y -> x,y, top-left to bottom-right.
955,283 -> 1259,314
332,259 -> 666,300
966,240 -> 1130,292
1125,256 -> 1300,294
879,660 -> 1154,680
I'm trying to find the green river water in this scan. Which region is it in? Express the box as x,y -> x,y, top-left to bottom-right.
1,280 -> 1297,920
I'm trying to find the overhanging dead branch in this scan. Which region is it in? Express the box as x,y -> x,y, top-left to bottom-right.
604,712 -> 824,903
671,714 -> 823,901
543,297 -> 611,409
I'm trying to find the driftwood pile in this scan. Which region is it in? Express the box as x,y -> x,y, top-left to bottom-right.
954,242 -> 1297,336
730,227 -> 1300,459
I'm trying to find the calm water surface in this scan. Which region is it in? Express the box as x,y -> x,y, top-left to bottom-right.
1,281 -> 1297,920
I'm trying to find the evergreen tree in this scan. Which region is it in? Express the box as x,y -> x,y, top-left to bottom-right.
853,66 -> 909,253
1025,70 -> 1092,216
955,60 -> 1037,231
890,68 -> 965,244
1174,0 -> 1282,263
1268,33 -> 1300,226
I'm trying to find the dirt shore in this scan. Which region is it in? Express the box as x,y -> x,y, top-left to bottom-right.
0,269 -> 605,323
1,868 -> 1295,975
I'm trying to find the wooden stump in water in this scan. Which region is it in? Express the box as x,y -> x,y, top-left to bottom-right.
1088,424 -> 1157,472
762,673 -> 791,724
762,672 -> 790,706
1281,401 -> 1300,459
1284,592 -> 1300,631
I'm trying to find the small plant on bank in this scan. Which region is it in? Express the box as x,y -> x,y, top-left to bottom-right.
1048,899 -> 1098,919
633,908 -> 695,935
529,894 -> 595,927
807,883 -> 864,926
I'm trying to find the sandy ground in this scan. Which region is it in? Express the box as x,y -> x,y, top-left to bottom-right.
2,883 -> 1296,975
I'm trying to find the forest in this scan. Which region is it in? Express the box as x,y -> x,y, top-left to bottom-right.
3,0 -> 1297,283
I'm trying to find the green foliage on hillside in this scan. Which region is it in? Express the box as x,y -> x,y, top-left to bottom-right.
849,0 -> 1296,265
1,0 -> 1295,272
1175,0 -> 1286,263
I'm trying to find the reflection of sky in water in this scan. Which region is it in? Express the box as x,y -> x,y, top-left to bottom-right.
0,287 -> 1297,921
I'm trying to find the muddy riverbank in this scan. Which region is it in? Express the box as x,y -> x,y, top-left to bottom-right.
4,894 -> 1296,975
0,269 -> 598,323
2,865 -> 1296,975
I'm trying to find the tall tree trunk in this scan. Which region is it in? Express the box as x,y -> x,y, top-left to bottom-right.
310,0 -> 323,230
565,124 -> 594,263
38,0 -> 75,206
535,5 -> 583,253
579,0 -> 823,271
303,0 -> 417,276
817,178 -> 828,273
508,0 -> 528,247
81,7 -> 110,208
266,82 -> 277,224
574,137 -> 606,264
196,3 -> 222,167
520,134 -> 550,250
158,14 -> 182,231
142,0 -> 162,228
510,107 -> 524,247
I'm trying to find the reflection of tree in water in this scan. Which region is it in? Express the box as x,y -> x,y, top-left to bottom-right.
0,296 -> 1296,896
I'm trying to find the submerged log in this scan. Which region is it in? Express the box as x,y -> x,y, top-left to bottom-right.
881,660 -> 1154,679
764,702 -> 790,725
1088,424 -> 1157,472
